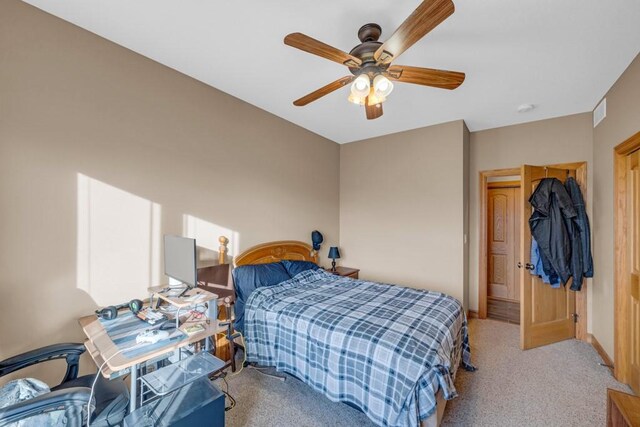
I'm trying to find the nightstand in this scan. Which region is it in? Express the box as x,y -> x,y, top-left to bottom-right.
325,266 -> 359,279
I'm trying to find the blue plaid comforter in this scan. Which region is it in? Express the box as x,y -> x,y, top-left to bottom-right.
244,269 -> 474,427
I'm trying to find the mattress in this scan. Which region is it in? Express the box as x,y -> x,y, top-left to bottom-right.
243,269 -> 474,427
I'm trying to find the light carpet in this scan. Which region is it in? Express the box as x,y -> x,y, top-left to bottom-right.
221,319 -> 629,426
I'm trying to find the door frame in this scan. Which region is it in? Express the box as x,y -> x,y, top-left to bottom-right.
479,168 -> 520,320
478,162 -> 588,342
614,130 -> 640,384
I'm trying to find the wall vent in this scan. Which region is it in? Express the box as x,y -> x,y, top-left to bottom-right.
593,98 -> 606,128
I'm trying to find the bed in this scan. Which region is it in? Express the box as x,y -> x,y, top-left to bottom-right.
232,241 -> 473,427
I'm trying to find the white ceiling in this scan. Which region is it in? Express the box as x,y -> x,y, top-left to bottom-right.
23,0 -> 640,143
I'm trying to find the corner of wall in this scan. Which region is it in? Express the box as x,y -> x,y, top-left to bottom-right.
463,121 -> 471,311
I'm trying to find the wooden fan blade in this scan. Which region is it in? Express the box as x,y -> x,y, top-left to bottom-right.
386,65 -> 465,90
285,33 -> 362,68
293,76 -> 354,106
365,98 -> 383,120
374,0 -> 455,65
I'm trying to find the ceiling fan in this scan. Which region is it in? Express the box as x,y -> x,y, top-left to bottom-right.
284,0 -> 465,120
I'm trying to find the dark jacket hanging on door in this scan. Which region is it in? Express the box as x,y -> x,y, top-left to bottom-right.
565,177 -> 594,282
528,178 -> 577,285
563,203 -> 584,291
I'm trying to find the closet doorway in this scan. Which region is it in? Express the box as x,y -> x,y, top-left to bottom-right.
479,162 -> 588,349
486,180 -> 521,324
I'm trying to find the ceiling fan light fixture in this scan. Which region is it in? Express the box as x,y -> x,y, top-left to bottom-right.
366,93 -> 386,106
373,74 -> 394,98
347,93 -> 366,105
350,74 -> 371,98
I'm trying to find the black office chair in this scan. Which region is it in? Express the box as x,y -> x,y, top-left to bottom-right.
0,343 -> 129,427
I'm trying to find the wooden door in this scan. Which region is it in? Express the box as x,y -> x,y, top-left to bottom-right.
520,165 -> 576,349
487,184 -> 521,323
626,150 -> 640,393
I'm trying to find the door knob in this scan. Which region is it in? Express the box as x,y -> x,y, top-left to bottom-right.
517,262 -> 535,270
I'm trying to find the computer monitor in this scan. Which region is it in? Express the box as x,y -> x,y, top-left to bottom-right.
164,235 -> 197,288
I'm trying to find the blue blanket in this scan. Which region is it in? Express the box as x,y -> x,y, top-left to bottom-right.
244,270 -> 474,427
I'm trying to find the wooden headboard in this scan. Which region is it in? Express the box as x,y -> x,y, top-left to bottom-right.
234,240 -> 318,267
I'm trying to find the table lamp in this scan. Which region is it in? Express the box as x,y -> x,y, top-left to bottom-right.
328,247 -> 341,272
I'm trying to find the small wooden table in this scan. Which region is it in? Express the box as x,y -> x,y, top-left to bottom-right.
325,266 -> 360,279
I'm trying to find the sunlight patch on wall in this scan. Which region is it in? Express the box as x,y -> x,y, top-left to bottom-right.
183,214 -> 239,266
77,174 -> 161,306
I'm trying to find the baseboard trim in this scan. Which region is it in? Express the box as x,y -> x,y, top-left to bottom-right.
467,310 -> 478,319
588,333 -> 614,372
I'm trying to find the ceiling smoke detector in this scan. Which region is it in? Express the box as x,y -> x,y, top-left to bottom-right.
517,104 -> 535,113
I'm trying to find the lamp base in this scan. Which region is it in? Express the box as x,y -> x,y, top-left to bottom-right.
331,259 -> 337,272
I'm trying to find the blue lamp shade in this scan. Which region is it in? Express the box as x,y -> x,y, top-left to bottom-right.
328,247 -> 341,259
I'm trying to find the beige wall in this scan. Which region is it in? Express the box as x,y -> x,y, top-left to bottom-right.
0,0 -> 339,383
339,120 -> 468,303
592,53 -> 640,358
469,113 -> 594,328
